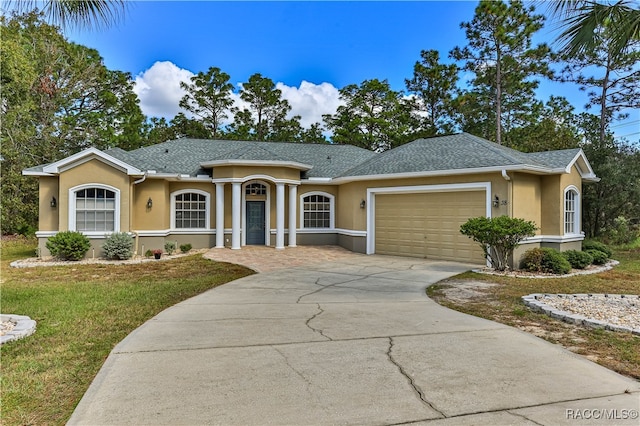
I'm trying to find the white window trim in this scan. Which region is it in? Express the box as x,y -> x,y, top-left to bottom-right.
564,185 -> 580,235
170,189 -> 211,231
68,183 -> 121,236
299,191 -> 335,230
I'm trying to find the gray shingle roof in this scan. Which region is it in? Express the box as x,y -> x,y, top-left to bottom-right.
24,134 -> 587,179
338,133 -> 573,177
113,139 -> 377,178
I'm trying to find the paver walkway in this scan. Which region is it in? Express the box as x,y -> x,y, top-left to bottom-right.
69,247 -> 640,425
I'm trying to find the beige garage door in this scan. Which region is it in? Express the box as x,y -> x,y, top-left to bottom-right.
375,191 -> 486,263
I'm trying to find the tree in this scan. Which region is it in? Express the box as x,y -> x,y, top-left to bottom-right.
323,79 -> 418,151
450,0 -> 552,145
405,49 -> 459,136
227,73 -> 300,141
179,67 -> 234,138
558,29 -> 640,147
549,0 -> 640,61
460,216 -> 537,271
578,113 -> 640,238
6,0 -> 126,29
1,12 -> 146,234
505,96 -> 582,152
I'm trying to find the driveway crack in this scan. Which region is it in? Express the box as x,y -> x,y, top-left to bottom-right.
386,337 -> 446,418
306,303 -> 332,341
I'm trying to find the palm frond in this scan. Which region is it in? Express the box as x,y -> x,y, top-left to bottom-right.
5,0 -> 126,29
554,1 -> 640,59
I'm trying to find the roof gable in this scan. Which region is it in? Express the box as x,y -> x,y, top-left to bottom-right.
24,147 -> 142,176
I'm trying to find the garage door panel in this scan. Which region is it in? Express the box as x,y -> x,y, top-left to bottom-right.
375,191 -> 485,263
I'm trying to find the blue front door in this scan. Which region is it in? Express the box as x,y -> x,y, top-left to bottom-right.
246,201 -> 266,245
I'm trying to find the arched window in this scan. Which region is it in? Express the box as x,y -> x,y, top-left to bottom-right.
172,190 -> 210,229
564,187 -> 580,235
69,184 -> 120,233
301,192 -> 334,229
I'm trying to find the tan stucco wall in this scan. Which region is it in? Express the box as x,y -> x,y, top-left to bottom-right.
132,179 -> 169,230
540,166 -> 583,235
58,159 -> 131,231
39,177 -> 59,231
540,175 -> 561,235
511,173 -> 541,231
213,165 -> 300,181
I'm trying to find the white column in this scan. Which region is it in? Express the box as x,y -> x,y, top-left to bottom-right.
288,184 -> 297,247
276,183 -> 285,249
215,182 -> 225,248
231,182 -> 241,250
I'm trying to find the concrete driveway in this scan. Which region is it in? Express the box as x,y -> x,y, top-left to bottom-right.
69,249 -> 639,425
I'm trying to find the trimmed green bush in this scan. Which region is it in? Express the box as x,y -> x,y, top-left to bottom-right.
102,232 -> 134,260
144,249 -> 153,258
586,249 -> 608,265
561,250 -> 593,269
164,241 -> 177,255
582,241 -> 612,258
46,231 -> 90,261
180,243 -> 192,253
521,247 -> 571,274
460,216 -> 537,271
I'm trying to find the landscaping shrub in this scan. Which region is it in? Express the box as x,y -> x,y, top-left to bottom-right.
582,241 -> 612,258
180,243 -> 192,253
102,232 -> 134,260
164,241 -> 177,255
521,247 -> 571,274
46,231 -> 90,261
586,249 -> 608,265
144,249 -> 153,257
561,250 -> 593,269
460,216 -> 537,271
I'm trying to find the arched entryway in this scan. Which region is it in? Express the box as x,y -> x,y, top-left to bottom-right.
242,181 -> 270,246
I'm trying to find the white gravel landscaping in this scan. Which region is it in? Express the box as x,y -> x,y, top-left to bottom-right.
522,293 -> 640,335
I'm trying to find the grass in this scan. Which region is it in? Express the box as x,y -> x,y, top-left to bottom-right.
0,236 -> 254,425
428,245 -> 640,380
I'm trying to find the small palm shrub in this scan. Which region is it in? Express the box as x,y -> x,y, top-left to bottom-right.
164,241 -> 177,255
586,249 -> 608,265
102,232 -> 134,260
561,250 -> 593,269
180,243 -> 192,253
582,241 -> 612,258
145,249 -> 153,257
521,247 -> 571,274
46,231 -> 90,261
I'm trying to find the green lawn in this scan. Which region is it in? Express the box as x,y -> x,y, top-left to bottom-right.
428,245 -> 640,380
0,237 -> 253,425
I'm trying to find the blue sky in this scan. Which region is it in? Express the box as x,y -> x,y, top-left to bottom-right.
62,1 -> 638,140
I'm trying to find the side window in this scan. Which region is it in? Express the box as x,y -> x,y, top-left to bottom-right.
70,185 -> 119,232
172,190 -> 209,229
564,187 -> 579,234
301,193 -> 334,229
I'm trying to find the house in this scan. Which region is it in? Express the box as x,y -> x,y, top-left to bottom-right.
23,133 -> 598,266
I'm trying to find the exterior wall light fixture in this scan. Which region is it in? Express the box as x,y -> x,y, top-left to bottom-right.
50,197 -> 57,208
493,195 -> 500,208
360,199 -> 366,209
147,197 -> 153,209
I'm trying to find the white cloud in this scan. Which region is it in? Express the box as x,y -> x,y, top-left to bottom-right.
277,81 -> 343,128
133,61 -> 194,119
134,62 -> 343,129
